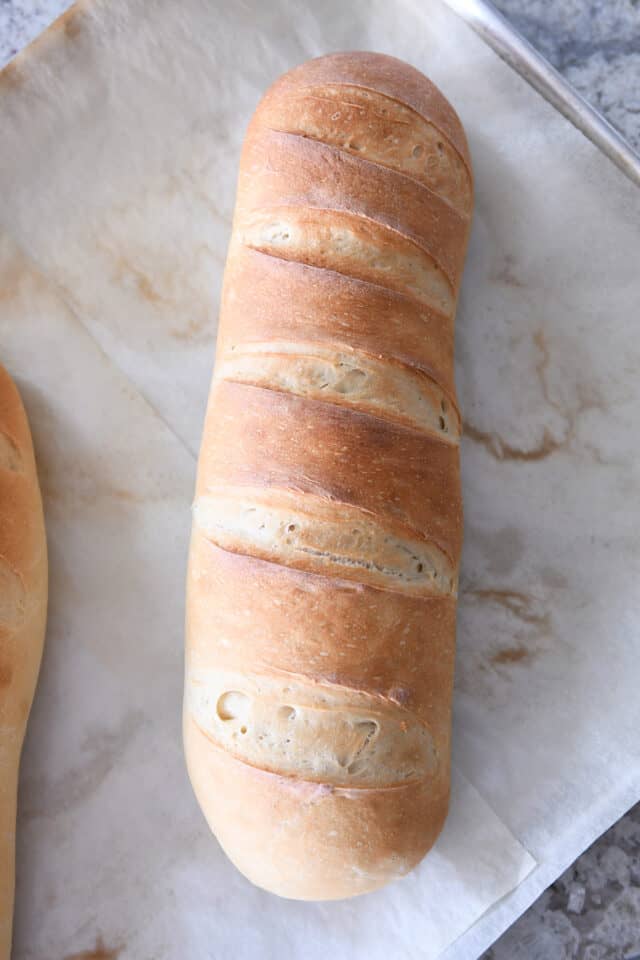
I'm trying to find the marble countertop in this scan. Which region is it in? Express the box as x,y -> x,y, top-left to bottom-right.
1,1 -> 639,958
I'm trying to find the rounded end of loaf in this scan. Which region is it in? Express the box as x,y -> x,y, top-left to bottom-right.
255,50 -> 472,182
184,713 -> 449,900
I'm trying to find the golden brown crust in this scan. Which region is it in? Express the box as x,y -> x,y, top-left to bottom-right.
197,380 -> 463,563
237,129 -> 468,291
0,364 -> 47,960
185,52 -> 472,900
239,206 -> 455,315
260,52 -> 472,175
187,535 -> 456,740
253,84 -> 472,217
217,246 -> 457,398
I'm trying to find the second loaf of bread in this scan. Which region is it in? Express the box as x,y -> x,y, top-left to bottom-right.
185,51 -> 473,900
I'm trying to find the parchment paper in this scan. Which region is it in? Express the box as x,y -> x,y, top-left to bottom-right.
0,0 -> 638,957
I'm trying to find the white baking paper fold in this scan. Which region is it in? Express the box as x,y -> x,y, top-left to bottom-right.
1,0 -> 639,956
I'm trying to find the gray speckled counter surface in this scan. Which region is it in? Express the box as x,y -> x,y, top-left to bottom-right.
484,807 -> 640,960
1,1 -> 639,957
492,0 -> 640,153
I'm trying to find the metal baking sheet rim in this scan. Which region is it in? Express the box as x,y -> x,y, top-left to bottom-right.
441,0 -> 640,189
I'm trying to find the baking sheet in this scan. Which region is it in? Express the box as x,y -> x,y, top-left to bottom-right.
0,232 -> 532,960
1,0 -> 639,957
441,0 -> 640,189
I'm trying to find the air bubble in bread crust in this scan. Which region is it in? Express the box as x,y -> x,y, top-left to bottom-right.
188,670 -> 437,789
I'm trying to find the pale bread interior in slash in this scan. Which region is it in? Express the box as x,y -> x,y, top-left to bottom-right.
239,209 -> 455,317
187,669 -> 437,787
193,488 -> 457,598
217,341 -> 460,440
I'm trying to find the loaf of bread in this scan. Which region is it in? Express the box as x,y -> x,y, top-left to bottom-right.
0,366 -> 47,957
184,51 -> 473,900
